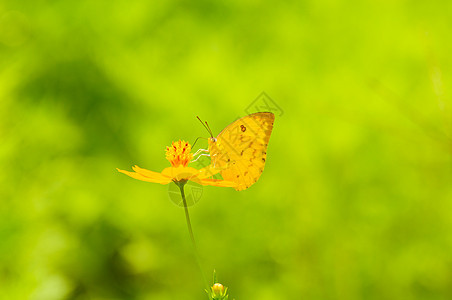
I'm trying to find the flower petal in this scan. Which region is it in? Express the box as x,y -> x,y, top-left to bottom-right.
132,165 -> 166,179
197,165 -> 222,179
199,178 -> 237,187
161,166 -> 199,181
117,167 -> 172,185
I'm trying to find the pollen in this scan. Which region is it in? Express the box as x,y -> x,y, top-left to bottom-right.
165,140 -> 193,167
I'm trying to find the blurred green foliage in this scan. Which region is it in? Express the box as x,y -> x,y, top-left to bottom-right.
1,0 -> 452,299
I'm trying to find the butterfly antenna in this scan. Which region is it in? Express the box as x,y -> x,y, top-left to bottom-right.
192,136 -> 207,148
204,121 -> 214,138
196,116 -> 213,138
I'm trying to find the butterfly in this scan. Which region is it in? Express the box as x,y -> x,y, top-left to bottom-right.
195,112 -> 275,191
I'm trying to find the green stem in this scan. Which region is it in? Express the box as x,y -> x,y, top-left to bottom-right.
177,181 -> 210,297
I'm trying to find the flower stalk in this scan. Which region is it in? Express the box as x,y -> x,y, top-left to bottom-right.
175,180 -> 210,297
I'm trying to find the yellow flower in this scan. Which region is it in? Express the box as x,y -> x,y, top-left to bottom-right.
117,140 -> 235,188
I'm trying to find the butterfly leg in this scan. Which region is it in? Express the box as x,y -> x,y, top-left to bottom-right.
192,148 -> 209,157
191,153 -> 210,163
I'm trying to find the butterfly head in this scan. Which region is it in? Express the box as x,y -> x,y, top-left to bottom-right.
207,137 -> 217,150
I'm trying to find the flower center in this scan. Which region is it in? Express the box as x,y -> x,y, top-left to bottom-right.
165,140 -> 193,167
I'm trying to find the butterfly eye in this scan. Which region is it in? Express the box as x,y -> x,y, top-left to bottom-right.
211,137 -> 217,142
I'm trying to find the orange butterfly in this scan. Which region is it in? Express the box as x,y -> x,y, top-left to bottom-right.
194,112 -> 275,191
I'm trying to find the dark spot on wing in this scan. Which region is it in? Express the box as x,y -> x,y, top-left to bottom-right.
240,125 -> 246,132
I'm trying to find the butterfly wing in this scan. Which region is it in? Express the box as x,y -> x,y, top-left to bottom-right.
209,112 -> 275,191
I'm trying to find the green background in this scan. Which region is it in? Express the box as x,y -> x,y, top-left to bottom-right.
2,0 -> 452,299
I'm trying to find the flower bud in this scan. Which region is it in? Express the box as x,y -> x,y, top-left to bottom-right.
212,283 -> 224,296
210,282 -> 228,299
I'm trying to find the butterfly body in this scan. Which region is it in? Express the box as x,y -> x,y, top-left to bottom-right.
208,112 -> 275,191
